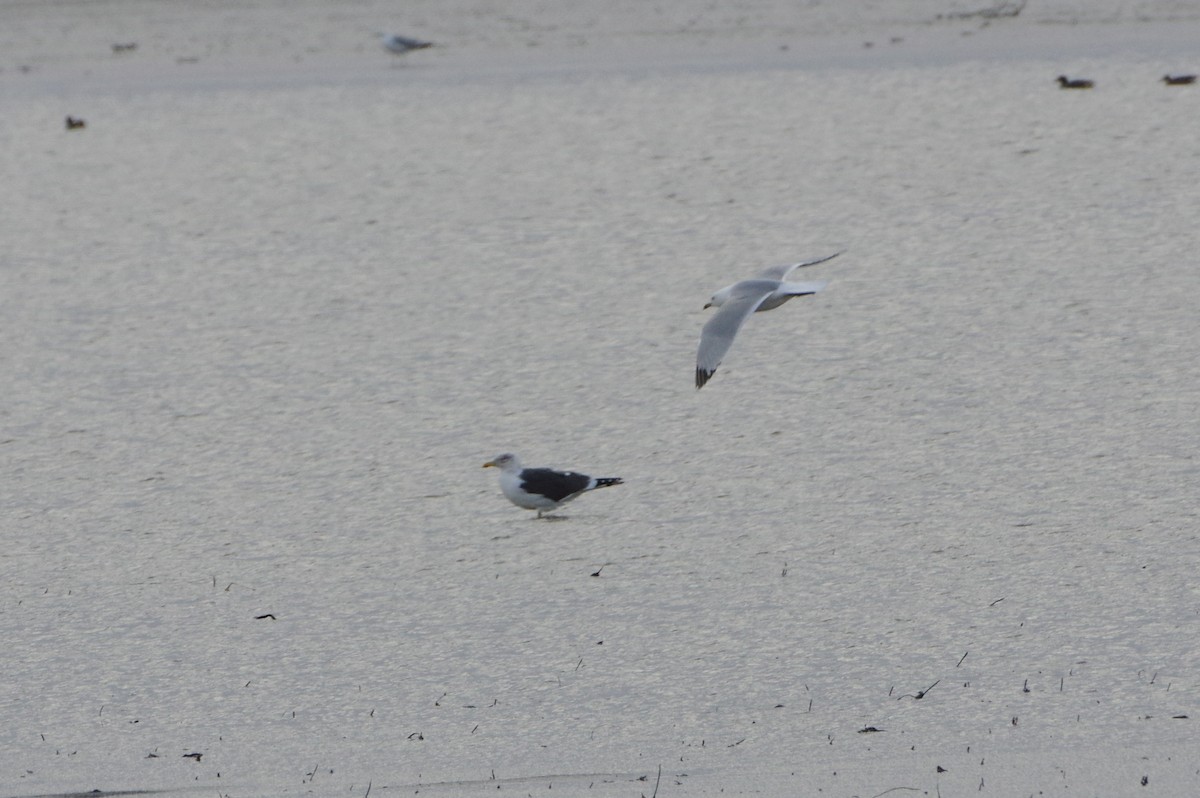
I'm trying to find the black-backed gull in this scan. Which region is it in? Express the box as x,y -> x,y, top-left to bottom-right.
483,453 -> 623,518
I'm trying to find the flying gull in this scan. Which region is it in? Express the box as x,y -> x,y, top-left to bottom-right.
380,33 -> 434,57
483,453 -> 623,518
696,252 -> 839,389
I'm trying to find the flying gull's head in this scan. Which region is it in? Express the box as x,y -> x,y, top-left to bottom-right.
704,284 -> 738,310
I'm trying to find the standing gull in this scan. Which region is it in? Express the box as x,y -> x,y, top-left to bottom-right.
380,33 -> 434,58
483,453 -> 623,518
696,252 -> 839,389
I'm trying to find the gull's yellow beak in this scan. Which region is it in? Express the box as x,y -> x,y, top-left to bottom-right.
482,460 -> 496,468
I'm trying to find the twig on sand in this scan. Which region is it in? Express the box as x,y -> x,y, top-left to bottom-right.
870,787 -> 921,798
898,679 -> 940,700
940,0 -> 1025,19
364,780 -> 372,798
650,763 -> 662,798
956,651 -> 969,667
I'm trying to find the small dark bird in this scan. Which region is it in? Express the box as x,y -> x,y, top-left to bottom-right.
1162,74 -> 1196,86
1056,76 -> 1094,89
65,116 -> 86,130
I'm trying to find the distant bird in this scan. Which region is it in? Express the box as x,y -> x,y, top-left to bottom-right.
65,116 -> 86,130
483,453 -> 623,518
380,33 -> 434,58
1162,74 -> 1196,86
1056,75 -> 1094,89
696,253 -> 839,389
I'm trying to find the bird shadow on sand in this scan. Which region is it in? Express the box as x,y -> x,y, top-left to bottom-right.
490,516 -> 571,538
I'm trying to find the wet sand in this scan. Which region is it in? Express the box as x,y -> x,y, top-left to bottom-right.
3,1 -> 1200,796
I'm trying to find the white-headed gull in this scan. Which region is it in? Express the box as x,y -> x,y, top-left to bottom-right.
484,453 -> 623,518
696,252 -> 839,389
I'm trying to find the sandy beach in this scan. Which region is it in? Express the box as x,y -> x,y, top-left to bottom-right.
3,1 -> 1200,796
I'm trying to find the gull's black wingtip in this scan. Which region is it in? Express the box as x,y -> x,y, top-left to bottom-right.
696,368 -> 714,389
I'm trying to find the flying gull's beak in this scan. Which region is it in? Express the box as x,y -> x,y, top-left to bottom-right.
482,460 -> 496,468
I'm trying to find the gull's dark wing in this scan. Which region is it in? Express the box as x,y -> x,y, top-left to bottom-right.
518,468 -> 592,502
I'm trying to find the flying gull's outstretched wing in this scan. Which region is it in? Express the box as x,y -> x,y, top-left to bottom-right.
756,251 -> 841,282
696,288 -> 776,389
